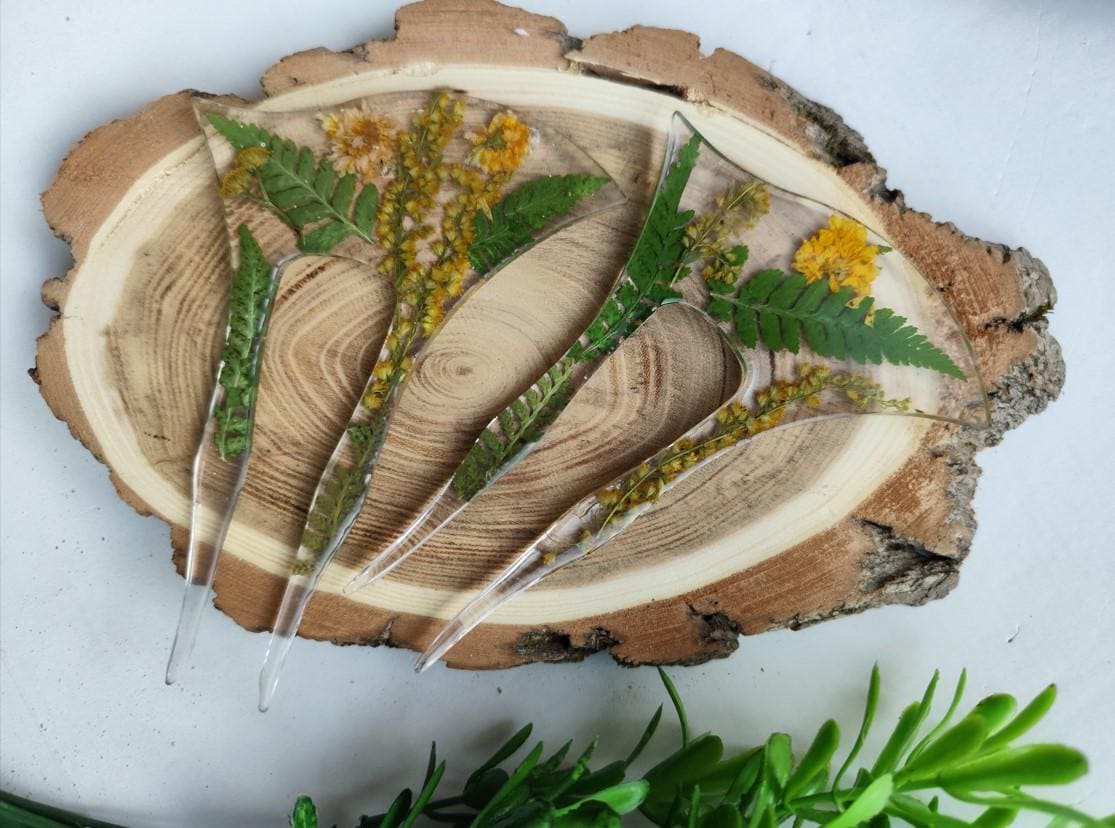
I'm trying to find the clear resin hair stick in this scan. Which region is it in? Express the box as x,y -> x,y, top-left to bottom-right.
252,93 -> 623,710
165,227 -> 293,685
344,112 -> 776,595
414,116 -> 991,670
165,90 -> 621,692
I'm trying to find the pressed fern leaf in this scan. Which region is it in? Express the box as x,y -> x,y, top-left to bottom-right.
206,113 -> 379,254
450,138 -> 703,500
451,358 -> 578,499
709,269 -> 966,379
212,225 -> 273,459
300,458 -> 368,560
572,135 -> 701,360
469,174 -> 610,272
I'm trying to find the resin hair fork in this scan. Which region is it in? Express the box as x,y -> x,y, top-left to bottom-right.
163,90 -> 623,693
411,114 -> 991,670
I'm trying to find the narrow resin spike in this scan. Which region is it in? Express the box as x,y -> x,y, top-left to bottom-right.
165,229 -> 292,685
415,114 -> 991,670
167,90 -> 623,697
341,482 -> 468,594
241,92 -> 624,711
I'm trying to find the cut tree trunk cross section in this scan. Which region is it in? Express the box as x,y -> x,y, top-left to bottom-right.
33,0 -> 1063,669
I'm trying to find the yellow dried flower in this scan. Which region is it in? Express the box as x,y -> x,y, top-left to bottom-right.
597,488 -> 622,507
793,215 -> 884,297
372,359 -> 394,381
218,146 -> 272,198
469,111 -> 532,174
236,146 -> 270,171
318,104 -> 396,183
362,377 -> 391,410
218,168 -> 252,198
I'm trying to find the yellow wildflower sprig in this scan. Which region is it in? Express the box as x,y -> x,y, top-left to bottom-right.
593,366 -> 909,529
361,108 -> 531,412
375,92 -> 465,289
684,181 -> 771,290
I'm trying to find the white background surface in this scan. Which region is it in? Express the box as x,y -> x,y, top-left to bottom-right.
2,2 -> 1113,825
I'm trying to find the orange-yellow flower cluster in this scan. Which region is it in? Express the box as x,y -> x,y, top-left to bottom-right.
793,214 -> 884,297
361,97 -> 532,412
318,104 -> 396,183
469,111 -> 532,174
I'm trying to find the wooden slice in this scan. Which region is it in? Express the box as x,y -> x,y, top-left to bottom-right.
34,0 -> 1063,669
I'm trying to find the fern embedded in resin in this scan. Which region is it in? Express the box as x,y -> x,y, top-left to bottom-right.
403,114 -> 989,670
164,90 -> 623,700
344,114 -> 988,618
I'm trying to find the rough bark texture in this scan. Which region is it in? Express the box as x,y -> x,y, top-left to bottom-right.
33,0 -> 1062,669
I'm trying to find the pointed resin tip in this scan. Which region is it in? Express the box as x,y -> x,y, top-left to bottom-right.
344,486 -> 469,595
258,632 -> 294,713
165,580 -> 214,685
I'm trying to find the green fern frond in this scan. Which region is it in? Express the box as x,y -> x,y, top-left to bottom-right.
206,113 -> 379,254
299,459 -> 368,559
451,358 -> 578,500
709,269 -> 966,379
451,137 -> 703,500
469,174 -> 609,272
572,135 -> 701,360
212,225 -> 273,459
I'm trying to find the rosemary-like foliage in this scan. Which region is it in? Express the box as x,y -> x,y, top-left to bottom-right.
3,668 -> 1104,827
288,667 -> 1109,828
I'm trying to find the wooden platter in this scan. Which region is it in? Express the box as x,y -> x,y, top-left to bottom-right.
33,0 -> 1064,669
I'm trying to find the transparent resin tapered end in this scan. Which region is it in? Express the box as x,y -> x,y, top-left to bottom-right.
166,334 -> 258,684
415,523 -> 606,673
258,573 -> 319,712
343,484 -> 469,594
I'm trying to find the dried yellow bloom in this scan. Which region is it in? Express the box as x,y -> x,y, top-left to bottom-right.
793,215 -> 884,297
469,111 -> 532,174
236,146 -> 270,171
218,146 -> 272,198
218,168 -> 251,198
318,104 -> 396,183
684,182 -> 770,287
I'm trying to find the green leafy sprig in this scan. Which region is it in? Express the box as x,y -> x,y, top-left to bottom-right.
343,667 -> 1104,828
470,174 -> 611,272
206,113 -> 380,254
212,224 -> 273,459
1,668 -> 1106,828
296,434 -> 379,567
707,270 -> 966,379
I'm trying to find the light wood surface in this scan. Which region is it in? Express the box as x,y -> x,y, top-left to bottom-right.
34,0 -> 1063,668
